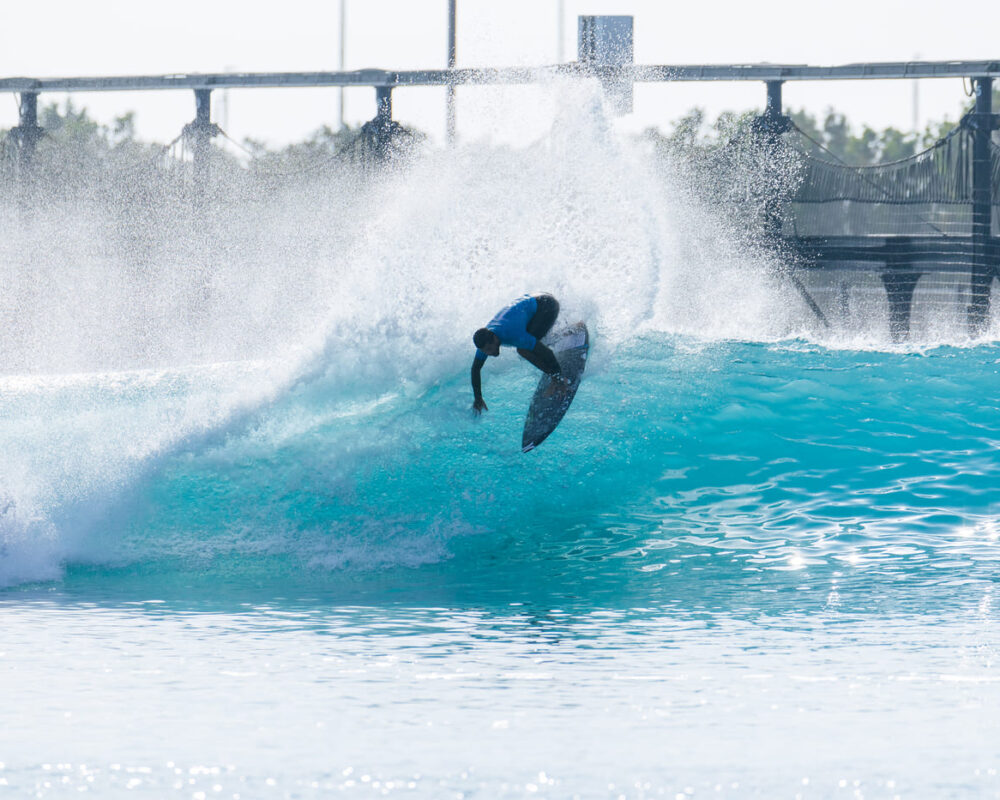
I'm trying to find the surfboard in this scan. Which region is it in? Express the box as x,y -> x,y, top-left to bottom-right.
521,321 -> 589,452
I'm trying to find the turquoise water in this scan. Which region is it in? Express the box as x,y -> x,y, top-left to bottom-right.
5,337 -> 1000,798
4,92 -> 1000,796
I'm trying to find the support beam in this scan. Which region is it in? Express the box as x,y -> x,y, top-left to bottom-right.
756,80 -> 790,138
374,85 -> 393,159
765,80 -> 783,120
184,88 -> 218,190
375,86 -> 392,126
6,60 -> 1000,97
754,80 -> 791,239
193,88 -> 212,165
753,78 -> 831,329
882,272 -> 922,343
12,92 -> 43,181
967,76 -> 997,335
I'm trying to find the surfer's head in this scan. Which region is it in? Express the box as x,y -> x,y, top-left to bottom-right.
473,328 -> 500,356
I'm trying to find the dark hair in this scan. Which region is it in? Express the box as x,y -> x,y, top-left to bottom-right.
473,328 -> 494,349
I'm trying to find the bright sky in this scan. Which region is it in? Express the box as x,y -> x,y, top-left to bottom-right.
1,0 -> 998,147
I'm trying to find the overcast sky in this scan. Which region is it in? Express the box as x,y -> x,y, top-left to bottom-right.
2,0 -> 998,147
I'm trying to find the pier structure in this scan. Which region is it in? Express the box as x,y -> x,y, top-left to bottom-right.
2,17 -> 998,338
770,74 -> 998,339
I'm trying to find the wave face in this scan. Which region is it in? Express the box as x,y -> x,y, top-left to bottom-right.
2,83 -> 999,595
6,335 -> 1000,606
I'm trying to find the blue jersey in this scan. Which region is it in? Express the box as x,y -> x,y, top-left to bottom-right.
474,295 -> 538,362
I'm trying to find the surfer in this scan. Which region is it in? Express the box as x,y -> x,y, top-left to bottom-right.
471,293 -> 565,415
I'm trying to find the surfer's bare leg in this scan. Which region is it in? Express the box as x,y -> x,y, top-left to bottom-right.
526,294 -> 560,342
517,342 -> 561,376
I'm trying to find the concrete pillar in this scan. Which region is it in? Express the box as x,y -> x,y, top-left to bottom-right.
191,88 -> 214,188
374,85 -> 393,159
882,271 -> 921,343
755,80 -> 791,239
13,92 -> 43,181
968,76 -> 997,335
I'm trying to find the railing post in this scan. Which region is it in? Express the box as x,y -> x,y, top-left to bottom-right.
967,76 -> 997,335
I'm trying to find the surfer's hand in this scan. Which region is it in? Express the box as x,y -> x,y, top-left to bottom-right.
473,398 -> 488,415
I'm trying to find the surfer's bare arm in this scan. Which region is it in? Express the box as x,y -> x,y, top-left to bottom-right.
471,359 -> 488,414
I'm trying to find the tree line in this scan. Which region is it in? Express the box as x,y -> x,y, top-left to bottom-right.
1,91 -> 997,201
648,86 -> 1000,166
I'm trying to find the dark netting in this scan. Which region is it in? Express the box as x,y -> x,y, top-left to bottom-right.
993,139 -> 1000,235
768,119 -> 1000,340
782,123 -> 994,238
793,128 -> 972,204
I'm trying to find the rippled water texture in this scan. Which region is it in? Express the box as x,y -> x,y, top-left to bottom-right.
4,83 -> 1000,797
5,339 -> 1000,797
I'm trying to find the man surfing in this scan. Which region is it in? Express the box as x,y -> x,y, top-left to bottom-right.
471,293 -> 565,415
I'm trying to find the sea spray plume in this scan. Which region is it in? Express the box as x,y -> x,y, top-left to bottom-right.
0,358 -> 314,587
0,492 -> 62,587
0,137 -> 393,585
643,110 -> 812,341
331,77 -> 675,378
9,79 -> 987,590
0,101 -> 415,375
0,81 -> 811,586
0,83 -> 663,585
0,155 -> 414,583
648,109 -> 1000,348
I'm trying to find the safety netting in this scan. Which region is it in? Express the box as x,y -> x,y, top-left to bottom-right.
783,122 -> 1000,238
774,119 -> 1000,338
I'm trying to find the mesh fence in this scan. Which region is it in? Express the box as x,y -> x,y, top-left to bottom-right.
783,123 -> 1000,238
759,117 -> 1000,338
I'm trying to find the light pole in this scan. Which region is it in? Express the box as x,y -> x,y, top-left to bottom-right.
447,0 -> 456,145
338,0 -> 346,129
557,0 -> 565,63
